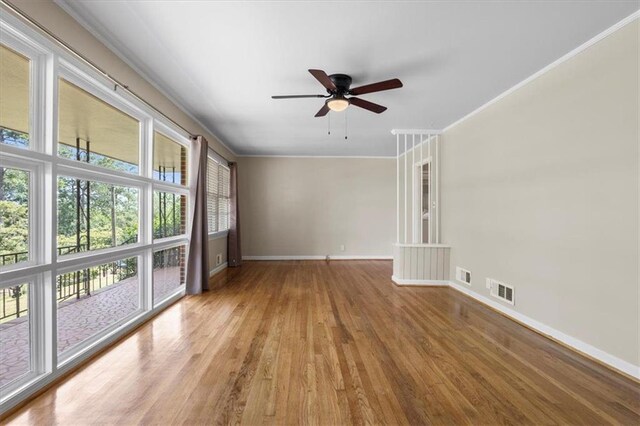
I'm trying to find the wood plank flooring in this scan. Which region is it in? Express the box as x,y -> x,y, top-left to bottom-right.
5,260 -> 639,425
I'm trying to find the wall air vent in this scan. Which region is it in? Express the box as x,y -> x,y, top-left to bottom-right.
488,278 -> 515,305
456,267 -> 472,285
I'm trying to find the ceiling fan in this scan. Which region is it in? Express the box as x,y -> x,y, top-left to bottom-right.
272,69 -> 403,117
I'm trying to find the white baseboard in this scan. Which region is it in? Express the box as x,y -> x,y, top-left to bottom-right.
242,255 -> 393,261
448,281 -> 640,380
391,276 -> 449,286
209,262 -> 228,277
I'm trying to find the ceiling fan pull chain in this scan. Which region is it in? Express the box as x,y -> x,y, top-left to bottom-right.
328,111 -> 331,135
344,109 -> 348,140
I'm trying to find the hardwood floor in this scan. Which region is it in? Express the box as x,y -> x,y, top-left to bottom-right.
5,260 -> 639,425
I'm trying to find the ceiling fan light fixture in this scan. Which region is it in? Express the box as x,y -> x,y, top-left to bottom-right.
327,97 -> 349,112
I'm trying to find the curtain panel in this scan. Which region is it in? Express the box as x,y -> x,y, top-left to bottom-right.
228,162 -> 242,267
186,135 -> 210,294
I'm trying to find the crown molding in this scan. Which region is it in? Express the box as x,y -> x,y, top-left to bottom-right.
236,154 -> 396,159
442,9 -> 640,133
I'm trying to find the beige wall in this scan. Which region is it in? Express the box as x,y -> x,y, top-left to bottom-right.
238,157 -> 395,257
208,235 -> 228,270
441,20 -> 639,366
9,0 -> 235,271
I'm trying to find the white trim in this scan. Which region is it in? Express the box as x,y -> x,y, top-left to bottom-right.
209,261 -> 228,277
393,243 -> 450,248
243,255 -> 393,261
236,154 -> 396,159
391,129 -> 443,135
443,10 -> 640,133
208,148 -> 228,166
448,282 -> 640,380
53,0 -> 237,159
391,276 -> 449,286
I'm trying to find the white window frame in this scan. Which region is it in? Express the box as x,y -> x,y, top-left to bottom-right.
151,240 -> 189,308
0,9 -> 192,414
152,122 -> 190,188
0,157 -> 44,272
0,274 -> 44,398
153,185 -> 190,242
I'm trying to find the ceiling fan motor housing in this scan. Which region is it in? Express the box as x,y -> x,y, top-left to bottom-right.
329,74 -> 352,95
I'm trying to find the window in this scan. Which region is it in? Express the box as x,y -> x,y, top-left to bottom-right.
0,45 -> 30,149
57,177 -> 139,255
57,257 -> 139,358
207,158 -> 230,235
153,131 -> 188,184
0,13 -> 191,410
0,167 -> 30,266
0,282 -> 31,388
58,78 -> 140,174
153,190 -> 186,239
153,246 -> 186,305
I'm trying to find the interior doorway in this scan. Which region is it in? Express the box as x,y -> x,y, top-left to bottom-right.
413,157 -> 432,244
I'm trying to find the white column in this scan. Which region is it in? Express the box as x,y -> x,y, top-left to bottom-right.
396,134 -> 400,243
420,136 -> 424,244
411,134 -> 415,243
435,134 -> 440,244
427,135 -> 432,244
403,134 -> 407,244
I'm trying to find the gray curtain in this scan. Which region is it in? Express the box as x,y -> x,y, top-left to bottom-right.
186,135 -> 210,294
227,162 -> 242,267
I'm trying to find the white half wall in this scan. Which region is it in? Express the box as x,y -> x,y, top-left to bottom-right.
440,18 -> 639,369
238,156 -> 395,258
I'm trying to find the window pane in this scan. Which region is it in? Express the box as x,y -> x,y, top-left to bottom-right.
0,168 -> 30,266
57,257 -> 139,356
0,45 -> 30,149
153,191 -> 185,239
57,177 -> 138,255
153,246 -> 185,305
58,79 -> 139,174
0,283 -> 31,388
153,132 -> 187,184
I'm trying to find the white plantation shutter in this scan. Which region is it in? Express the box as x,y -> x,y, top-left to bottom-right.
206,155 -> 231,234
206,158 -> 218,233
218,165 -> 230,231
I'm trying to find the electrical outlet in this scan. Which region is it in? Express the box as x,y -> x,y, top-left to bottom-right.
486,278 -> 491,289
340,244 -> 345,252
216,254 -> 222,266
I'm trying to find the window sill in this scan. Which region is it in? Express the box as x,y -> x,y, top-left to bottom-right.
208,230 -> 229,241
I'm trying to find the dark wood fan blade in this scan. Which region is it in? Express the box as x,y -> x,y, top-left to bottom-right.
314,104 -> 330,117
349,78 -> 403,96
272,94 -> 326,99
309,69 -> 336,91
349,97 -> 387,114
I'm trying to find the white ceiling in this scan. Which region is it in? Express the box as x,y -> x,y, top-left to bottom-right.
57,1 -> 639,157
